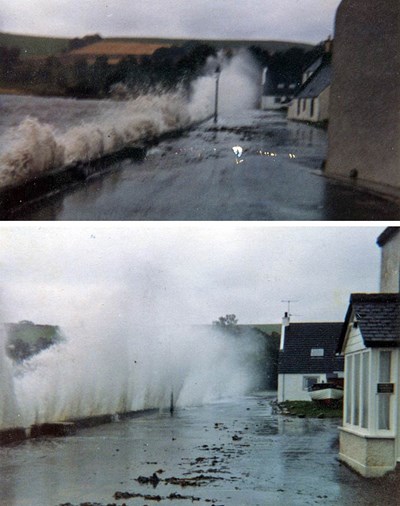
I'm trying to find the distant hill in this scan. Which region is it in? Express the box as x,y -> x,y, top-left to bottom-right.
0,32 -> 70,57
0,31 -> 313,59
101,37 -> 314,54
5,321 -> 63,362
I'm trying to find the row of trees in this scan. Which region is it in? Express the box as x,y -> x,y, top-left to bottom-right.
0,40 -> 323,99
0,41 -> 217,98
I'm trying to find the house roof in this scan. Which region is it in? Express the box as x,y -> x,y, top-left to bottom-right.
303,56 -> 323,76
376,227 -> 400,247
296,63 -> 332,99
263,71 -> 299,97
338,293 -> 400,352
279,322 -> 344,374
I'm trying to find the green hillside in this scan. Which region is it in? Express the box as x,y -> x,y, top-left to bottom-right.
0,32 -> 69,57
5,321 -> 63,362
0,31 -> 313,58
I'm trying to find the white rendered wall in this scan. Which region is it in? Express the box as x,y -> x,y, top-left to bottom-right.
278,373 -> 325,402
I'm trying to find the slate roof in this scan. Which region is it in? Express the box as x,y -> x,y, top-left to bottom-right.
338,293 -> 400,352
263,71 -> 299,97
303,56 -> 323,76
278,322 -> 344,374
295,63 -> 332,99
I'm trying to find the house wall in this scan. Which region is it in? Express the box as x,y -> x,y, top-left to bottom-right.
287,88 -> 330,123
288,98 -> 313,121
261,95 -> 285,110
343,321 -> 365,354
380,231 -> 400,293
339,430 -> 396,477
278,373 -> 326,402
326,0 -> 400,193
318,86 -> 330,122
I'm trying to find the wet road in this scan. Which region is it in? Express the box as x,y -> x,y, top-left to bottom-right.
11,111 -> 400,220
0,393 -> 399,506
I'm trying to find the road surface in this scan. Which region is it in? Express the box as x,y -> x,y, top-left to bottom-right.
9,111 -> 400,220
0,394 -> 399,506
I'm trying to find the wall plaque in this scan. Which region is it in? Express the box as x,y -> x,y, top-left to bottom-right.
377,383 -> 394,394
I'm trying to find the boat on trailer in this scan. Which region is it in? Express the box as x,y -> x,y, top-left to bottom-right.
309,382 -> 343,404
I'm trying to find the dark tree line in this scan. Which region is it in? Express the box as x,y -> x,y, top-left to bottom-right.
0,41 -> 217,98
249,42 -> 326,87
0,40 -> 325,99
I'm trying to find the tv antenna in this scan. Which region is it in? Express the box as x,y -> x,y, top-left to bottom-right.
281,299 -> 299,316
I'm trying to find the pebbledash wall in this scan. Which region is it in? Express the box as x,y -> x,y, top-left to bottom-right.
325,0 -> 400,195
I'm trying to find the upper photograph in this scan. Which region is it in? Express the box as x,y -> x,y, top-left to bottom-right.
0,0 -> 399,221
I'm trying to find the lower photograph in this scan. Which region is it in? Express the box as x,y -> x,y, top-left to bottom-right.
0,223 -> 399,506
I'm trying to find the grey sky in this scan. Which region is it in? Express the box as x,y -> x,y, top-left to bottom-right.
1,1 -> 341,43
0,224 -> 382,329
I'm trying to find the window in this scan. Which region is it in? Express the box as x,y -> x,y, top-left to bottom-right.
310,348 -> 324,357
378,351 -> 392,430
361,353 -> 369,428
345,355 -> 352,424
297,100 -> 300,116
310,98 -> 315,117
303,376 -> 319,391
289,83 -> 296,89
345,350 -> 370,430
277,83 -> 285,89
274,97 -> 281,104
302,98 -> 306,111
352,353 -> 360,426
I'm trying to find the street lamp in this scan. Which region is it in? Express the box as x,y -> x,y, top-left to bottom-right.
213,65 -> 221,124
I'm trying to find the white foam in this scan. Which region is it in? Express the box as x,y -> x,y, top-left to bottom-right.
5,322 -> 263,428
0,50 -> 260,189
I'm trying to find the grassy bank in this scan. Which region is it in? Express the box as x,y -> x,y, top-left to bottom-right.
277,400 -> 343,418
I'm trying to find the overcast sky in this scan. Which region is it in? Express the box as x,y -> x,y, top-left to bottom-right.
1,1 -> 341,43
0,224 -> 383,329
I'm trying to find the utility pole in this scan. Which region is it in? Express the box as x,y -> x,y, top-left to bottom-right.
214,65 -> 221,124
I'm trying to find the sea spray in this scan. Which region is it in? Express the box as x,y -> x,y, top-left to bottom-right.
188,49 -> 261,120
5,321 -> 263,429
0,50 -> 260,189
0,324 -> 19,430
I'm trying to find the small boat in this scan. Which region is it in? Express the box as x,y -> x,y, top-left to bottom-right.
309,383 -> 343,403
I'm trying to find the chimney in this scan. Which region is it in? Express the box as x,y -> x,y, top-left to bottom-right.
280,312 -> 290,350
324,35 -> 333,54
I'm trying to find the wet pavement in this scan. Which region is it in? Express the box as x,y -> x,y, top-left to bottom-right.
10,111 -> 400,220
0,393 -> 399,506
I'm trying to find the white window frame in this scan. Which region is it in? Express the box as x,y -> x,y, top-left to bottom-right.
344,350 -> 371,433
344,348 -> 398,437
303,375 -> 320,391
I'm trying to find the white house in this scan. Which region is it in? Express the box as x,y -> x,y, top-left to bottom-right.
287,60 -> 331,124
277,315 -> 344,402
338,227 -> 400,477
